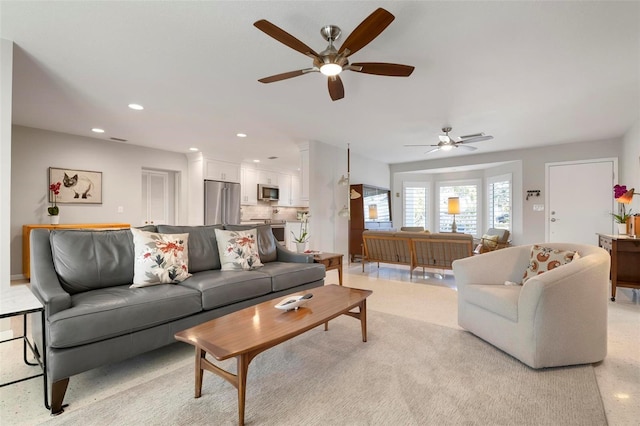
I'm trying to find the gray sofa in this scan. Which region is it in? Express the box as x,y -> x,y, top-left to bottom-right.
29,224 -> 325,414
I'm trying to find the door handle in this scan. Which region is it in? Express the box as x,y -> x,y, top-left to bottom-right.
550,218 -> 556,222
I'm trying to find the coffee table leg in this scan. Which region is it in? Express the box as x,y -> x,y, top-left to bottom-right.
237,353 -> 250,426
360,300 -> 368,342
195,348 -> 205,398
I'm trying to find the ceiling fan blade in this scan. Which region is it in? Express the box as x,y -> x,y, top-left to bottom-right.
459,133 -> 484,139
458,135 -> 494,144
258,69 -> 316,83
349,62 -> 414,77
254,20 -> 319,58
425,147 -> 441,154
457,144 -> 478,151
328,75 -> 345,101
404,144 -> 439,147
338,8 -> 395,57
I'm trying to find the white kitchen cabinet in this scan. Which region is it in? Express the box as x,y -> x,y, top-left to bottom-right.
277,173 -> 292,206
241,167 -> 258,205
291,173 -> 306,207
257,170 -> 278,186
205,158 -> 240,183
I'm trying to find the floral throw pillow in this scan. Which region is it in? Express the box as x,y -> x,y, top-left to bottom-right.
522,245 -> 579,284
131,228 -> 191,287
214,228 -> 263,271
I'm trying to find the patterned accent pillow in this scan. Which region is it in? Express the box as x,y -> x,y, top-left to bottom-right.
522,245 -> 579,283
481,234 -> 500,250
131,228 -> 191,287
214,228 -> 263,271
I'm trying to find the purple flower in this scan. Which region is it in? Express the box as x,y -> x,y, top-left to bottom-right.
614,184 -> 628,199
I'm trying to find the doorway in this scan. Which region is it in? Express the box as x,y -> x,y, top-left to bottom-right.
546,158 -> 616,245
142,169 -> 177,226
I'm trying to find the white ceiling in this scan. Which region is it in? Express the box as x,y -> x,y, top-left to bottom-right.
2,1 -> 639,172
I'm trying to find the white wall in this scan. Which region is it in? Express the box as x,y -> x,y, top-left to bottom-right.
391,138 -> 621,245
621,119 -> 640,214
306,141 -> 390,259
10,126 -> 189,277
1,39 -> 14,337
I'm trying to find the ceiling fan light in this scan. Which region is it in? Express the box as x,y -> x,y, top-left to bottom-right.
320,63 -> 342,76
440,144 -> 454,151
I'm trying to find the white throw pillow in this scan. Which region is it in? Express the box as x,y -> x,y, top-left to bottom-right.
131,228 -> 191,287
215,228 -> 263,271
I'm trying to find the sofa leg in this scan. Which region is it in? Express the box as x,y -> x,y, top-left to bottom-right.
50,378 -> 69,415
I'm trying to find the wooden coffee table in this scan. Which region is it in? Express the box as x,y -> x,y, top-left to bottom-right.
174,284 -> 372,426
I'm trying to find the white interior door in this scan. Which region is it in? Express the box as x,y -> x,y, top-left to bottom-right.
142,170 -> 171,226
547,159 -> 616,245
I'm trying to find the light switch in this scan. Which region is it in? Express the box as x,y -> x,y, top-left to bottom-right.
117,206 -> 124,213
533,204 -> 544,211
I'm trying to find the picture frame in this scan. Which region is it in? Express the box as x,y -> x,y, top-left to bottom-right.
49,167 -> 102,204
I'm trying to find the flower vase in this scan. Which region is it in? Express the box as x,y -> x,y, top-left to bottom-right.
50,215 -> 60,225
295,242 -> 307,253
617,223 -> 627,235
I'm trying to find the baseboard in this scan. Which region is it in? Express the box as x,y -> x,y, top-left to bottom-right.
10,274 -> 27,282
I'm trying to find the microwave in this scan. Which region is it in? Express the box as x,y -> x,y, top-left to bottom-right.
257,184 -> 279,201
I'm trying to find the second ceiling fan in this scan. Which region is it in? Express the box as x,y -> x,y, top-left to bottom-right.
254,8 -> 415,101
405,127 -> 494,154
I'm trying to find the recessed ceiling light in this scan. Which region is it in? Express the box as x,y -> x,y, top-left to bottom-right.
91,128 -> 105,133
189,147 -> 199,152
253,159 -> 260,163
237,133 -> 247,138
128,103 -> 144,110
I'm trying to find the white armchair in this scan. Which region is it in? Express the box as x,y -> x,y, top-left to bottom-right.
452,243 -> 610,369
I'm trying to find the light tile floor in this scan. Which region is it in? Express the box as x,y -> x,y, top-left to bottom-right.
1,264 -> 638,425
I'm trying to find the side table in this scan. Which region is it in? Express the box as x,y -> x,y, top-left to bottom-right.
0,285 -> 49,409
313,253 -> 344,285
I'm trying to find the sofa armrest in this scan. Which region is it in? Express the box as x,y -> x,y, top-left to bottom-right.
275,244 -> 314,263
29,229 -> 71,316
518,251 -> 610,322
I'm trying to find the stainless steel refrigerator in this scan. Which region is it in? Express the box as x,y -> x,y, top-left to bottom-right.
204,180 -> 241,225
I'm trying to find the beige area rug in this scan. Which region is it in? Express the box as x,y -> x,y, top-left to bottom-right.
41,312 -> 606,426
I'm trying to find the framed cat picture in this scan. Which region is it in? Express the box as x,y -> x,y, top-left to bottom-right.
49,167 -> 103,204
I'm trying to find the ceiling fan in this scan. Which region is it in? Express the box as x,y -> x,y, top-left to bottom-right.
253,8 -> 415,101
405,127 -> 494,154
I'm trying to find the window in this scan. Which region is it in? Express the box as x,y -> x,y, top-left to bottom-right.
437,180 -> 480,235
488,174 -> 512,231
403,182 -> 429,228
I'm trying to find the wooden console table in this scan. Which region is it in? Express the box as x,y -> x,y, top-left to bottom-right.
597,233 -> 640,301
22,223 -> 130,279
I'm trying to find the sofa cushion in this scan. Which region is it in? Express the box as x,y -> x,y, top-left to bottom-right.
47,284 -> 202,348
215,228 -> 264,271
464,284 -> 521,322
180,270 -> 272,310
522,245 -> 579,283
131,228 -> 191,287
157,225 -> 223,272
50,229 -> 135,294
258,262 -> 327,292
